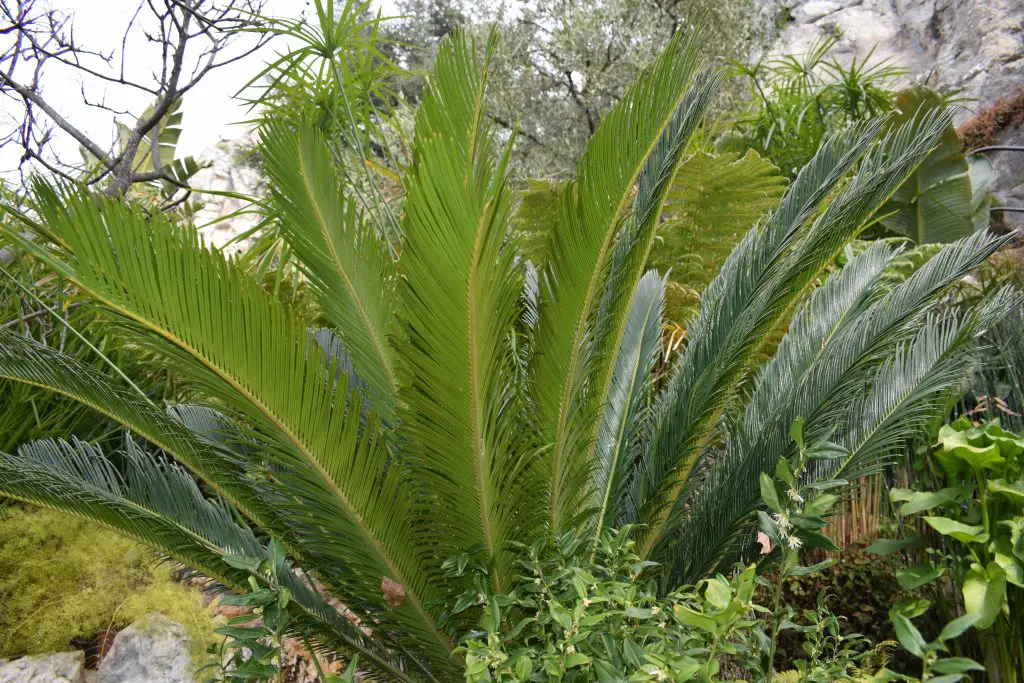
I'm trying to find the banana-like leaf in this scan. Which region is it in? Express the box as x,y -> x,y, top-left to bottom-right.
876,87 -> 990,243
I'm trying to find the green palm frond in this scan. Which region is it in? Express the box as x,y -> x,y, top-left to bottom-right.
624,122 -> 883,557
16,183 -> 453,671
0,330 -> 277,531
0,435 -> 414,681
590,271 -> 665,546
395,29 -> 533,590
530,27 -> 707,533
1,23 -> 1018,681
261,120 -> 400,420
674,231 -> 1014,581
630,109 -> 951,560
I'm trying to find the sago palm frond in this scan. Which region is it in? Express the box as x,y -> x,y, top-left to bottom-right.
8,182 -> 453,670
261,120 -> 400,421
650,149 -> 787,321
391,29 -> 534,591
674,231 -> 1016,582
530,27 -> 709,534
0,22 -> 1017,682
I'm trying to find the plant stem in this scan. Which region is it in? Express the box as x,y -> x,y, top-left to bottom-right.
766,561 -> 787,683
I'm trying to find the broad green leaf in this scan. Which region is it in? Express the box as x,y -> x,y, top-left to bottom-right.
674,606 -> 717,633
890,610 -> 927,658
930,657 -> 985,675
891,485 -> 970,515
938,613 -> 978,641
923,517 -> 989,545
936,423 -> 1004,473
988,479 -> 1024,505
868,534 -> 926,555
703,577 -> 732,610
759,472 -> 783,513
993,552 -> 1024,588
897,563 -> 945,590
875,87 -> 979,244
962,562 -> 1006,630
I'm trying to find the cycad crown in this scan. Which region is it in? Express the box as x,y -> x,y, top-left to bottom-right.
0,26 -> 1015,680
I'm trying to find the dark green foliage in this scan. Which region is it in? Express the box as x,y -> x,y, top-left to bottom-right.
0,17 -> 1016,680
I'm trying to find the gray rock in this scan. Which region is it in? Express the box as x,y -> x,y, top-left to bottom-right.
791,0 -> 843,23
94,614 -> 193,683
0,651 -> 85,683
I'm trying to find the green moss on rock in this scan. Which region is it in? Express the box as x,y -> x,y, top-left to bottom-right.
0,506 -> 218,660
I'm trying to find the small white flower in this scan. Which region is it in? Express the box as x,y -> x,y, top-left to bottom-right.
650,606 -> 661,616
772,512 -> 792,530
566,644 -> 576,655
787,535 -> 803,550
787,488 -> 804,504
582,598 -> 591,607
534,577 -> 542,584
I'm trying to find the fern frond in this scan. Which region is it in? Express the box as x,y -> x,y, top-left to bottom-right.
651,149 -> 787,322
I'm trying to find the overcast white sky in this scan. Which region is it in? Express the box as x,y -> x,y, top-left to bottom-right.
0,0 -> 395,178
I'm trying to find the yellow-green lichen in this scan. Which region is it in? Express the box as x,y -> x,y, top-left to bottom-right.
0,505 -> 219,661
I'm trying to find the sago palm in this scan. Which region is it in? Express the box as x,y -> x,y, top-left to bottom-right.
0,26 -> 1016,680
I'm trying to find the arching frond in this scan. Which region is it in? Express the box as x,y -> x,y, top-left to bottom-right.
0,330 -> 274,533
394,29 -> 532,590
0,435 -> 415,682
530,26 -> 707,534
261,120 -> 399,420
631,110 -> 951,561
16,182 -> 453,671
675,230 -> 1015,581
590,271 -> 665,545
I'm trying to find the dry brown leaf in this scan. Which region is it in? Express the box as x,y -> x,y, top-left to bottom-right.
381,576 -> 405,608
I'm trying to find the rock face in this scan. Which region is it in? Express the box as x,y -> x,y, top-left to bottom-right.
0,651 -> 85,683
190,133 -> 264,251
762,0 -> 1024,206
93,613 -> 193,683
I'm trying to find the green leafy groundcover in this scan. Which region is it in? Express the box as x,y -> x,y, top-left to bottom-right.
0,505 -> 218,659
